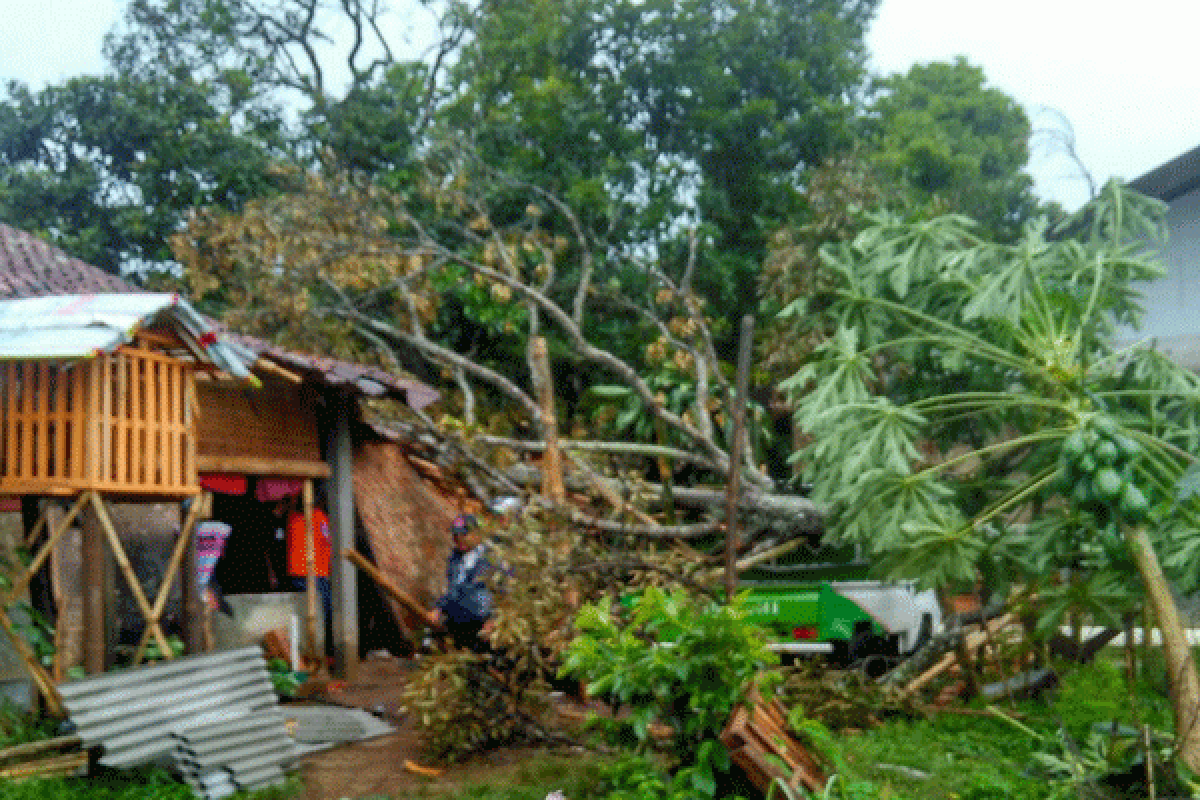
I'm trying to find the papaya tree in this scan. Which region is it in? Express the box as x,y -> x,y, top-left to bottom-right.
784,180 -> 1200,770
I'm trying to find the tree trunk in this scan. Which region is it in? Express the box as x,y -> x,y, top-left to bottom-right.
1127,528 -> 1200,772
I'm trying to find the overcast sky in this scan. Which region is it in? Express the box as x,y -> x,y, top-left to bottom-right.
2,0 -> 1198,211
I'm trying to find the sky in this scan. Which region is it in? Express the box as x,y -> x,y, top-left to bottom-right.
2,0 -> 1199,212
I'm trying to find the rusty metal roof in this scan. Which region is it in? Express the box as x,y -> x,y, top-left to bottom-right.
0,224 -> 439,408
230,335 -> 440,410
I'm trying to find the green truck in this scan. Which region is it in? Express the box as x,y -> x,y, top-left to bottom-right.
738,549 -> 941,670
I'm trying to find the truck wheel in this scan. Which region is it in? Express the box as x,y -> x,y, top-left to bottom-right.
848,623 -> 879,663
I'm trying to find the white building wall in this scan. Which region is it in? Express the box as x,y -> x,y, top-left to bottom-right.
1130,187 -> 1200,368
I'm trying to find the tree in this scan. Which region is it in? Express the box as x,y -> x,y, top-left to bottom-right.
447,0 -> 882,332
784,181 -> 1200,769
168,149 -> 839,548
865,57 -> 1039,241
0,74 -> 285,274
0,0 -> 445,276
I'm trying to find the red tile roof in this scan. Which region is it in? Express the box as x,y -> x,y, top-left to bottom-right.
0,223 -> 438,408
0,224 -> 138,297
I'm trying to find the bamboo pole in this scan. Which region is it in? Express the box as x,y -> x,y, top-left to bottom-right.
88,491 -> 175,660
131,494 -> 205,664
21,506 -> 47,549
302,479 -> 322,674
0,602 -> 62,716
342,548 -> 427,620
7,492 -> 89,605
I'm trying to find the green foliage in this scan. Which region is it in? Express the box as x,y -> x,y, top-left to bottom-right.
866,57 -> 1040,241
450,0 -> 881,327
0,73 -> 285,276
559,588 -> 775,797
786,183 -> 1200,600
266,657 -> 305,698
401,651 -> 551,764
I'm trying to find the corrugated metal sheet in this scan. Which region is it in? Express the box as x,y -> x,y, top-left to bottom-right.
172,711 -> 294,800
0,293 -> 255,379
58,646 -> 280,769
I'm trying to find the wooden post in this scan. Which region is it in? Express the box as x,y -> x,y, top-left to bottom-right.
180,496 -> 204,656
80,491 -> 106,675
530,337 -> 565,503
724,315 -> 754,603
327,394 -> 358,681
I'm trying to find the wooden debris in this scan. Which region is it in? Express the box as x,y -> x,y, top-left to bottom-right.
901,613 -> 1020,700
404,759 -> 444,778
342,548 -> 428,622
262,629 -> 292,666
0,735 -> 89,781
719,693 -> 826,794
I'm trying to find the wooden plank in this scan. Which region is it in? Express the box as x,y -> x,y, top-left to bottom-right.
71,364 -> 85,482
116,352 -> 129,487
195,455 -> 330,477
17,363 -> 31,481
166,362 -> 178,491
130,352 -> 142,486
53,365 -> 67,480
152,359 -> 164,488
184,372 -> 196,488
0,364 -> 9,478
1,365 -> 13,481
100,355 -> 113,488
34,364 -> 47,479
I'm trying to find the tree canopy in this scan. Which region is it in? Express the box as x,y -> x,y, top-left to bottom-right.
0,0 -> 1050,490
783,182 -> 1200,766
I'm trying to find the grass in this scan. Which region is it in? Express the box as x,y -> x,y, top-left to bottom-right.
0,650 -> 1188,799
402,751 -> 650,799
829,652 -> 1181,800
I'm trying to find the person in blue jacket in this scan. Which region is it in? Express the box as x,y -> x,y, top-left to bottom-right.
427,514 -> 494,652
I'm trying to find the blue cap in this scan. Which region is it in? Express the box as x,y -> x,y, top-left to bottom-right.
451,514 -> 476,535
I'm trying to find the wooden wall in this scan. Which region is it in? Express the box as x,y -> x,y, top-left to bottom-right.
194,378 -> 324,475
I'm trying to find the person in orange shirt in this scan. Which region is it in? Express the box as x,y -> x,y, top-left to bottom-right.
280,496 -> 333,657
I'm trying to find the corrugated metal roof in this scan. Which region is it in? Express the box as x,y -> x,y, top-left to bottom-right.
58,646 -> 280,769
0,293 -> 256,380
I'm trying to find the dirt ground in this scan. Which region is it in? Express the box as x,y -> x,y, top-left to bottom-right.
290,653 -> 579,800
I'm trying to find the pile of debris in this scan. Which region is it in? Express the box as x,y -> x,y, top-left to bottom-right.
882,606 -> 1074,710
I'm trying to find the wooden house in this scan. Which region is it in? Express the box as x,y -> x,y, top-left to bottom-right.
0,224 -> 445,709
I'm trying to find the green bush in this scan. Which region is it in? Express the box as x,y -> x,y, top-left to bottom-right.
559,588 -> 777,798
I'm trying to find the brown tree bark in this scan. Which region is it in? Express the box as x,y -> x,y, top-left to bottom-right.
1127,528 -> 1200,772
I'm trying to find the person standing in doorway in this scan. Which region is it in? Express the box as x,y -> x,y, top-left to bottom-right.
281,496 -> 333,658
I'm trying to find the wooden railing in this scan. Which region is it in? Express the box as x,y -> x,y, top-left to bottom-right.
0,347 -> 197,496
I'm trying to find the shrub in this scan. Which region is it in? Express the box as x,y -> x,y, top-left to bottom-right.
559,588 -> 777,798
